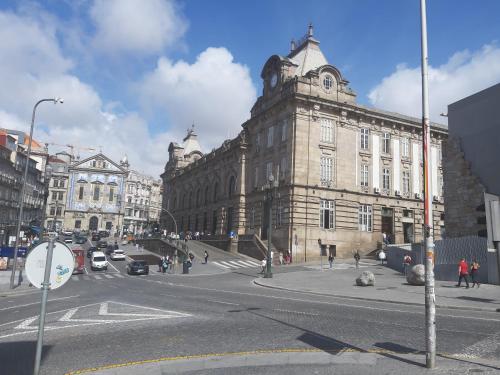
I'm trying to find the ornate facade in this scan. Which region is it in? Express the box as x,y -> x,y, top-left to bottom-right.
161,26 -> 447,260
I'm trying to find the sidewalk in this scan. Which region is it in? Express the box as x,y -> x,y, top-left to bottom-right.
254,259 -> 500,313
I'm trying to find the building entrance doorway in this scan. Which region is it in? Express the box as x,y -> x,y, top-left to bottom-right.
226,207 -> 233,236
381,208 -> 394,243
89,216 -> 98,231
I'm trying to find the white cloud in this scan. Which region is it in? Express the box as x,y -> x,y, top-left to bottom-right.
0,9 -> 169,176
368,44 -> 500,122
90,0 -> 188,55
138,47 -> 257,149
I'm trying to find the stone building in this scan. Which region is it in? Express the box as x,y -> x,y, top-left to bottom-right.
162,26 -> 447,260
0,129 -> 48,244
44,152 -> 71,231
62,153 -> 127,233
122,156 -> 163,235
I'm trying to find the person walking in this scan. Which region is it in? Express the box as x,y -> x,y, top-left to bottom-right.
456,257 -> 470,288
260,259 -> 266,274
354,251 -> 361,269
470,259 -> 480,288
204,251 -> 209,264
158,257 -> 163,273
378,249 -> 386,265
162,257 -> 168,273
403,254 -> 412,276
279,252 -> 284,266
328,254 -> 334,269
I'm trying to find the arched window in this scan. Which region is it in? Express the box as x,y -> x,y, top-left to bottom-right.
228,176 -> 236,198
213,183 -> 218,202
204,186 -> 210,206
196,188 -> 201,207
189,191 -> 193,208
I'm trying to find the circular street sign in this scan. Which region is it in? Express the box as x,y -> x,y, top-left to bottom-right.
25,241 -> 75,290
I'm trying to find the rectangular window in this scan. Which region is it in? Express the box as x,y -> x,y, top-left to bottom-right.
51,191 -> 57,200
383,132 -> 391,154
358,204 -> 372,232
276,199 -> 283,226
58,191 -> 64,201
56,206 -> 62,216
320,157 -> 333,184
266,162 -> 273,181
93,186 -> 100,201
360,128 -> 369,149
320,118 -> 334,143
319,200 -> 335,229
281,119 -> 287,141
255,133 -> 261,152
254,166 -> 259,187
402,137 -> 410,158
109,187 -> 114,202
49,207 -> 55,216
360,164 -> 369,187
267,126 -> 274,147
280,157 -> 287,179
75,220 -> 81,229
402,170 -> 410,194
59,180 -> 65,188
53,180 -> 58,188
79,186 -> 84,200
382,168 -> 391,190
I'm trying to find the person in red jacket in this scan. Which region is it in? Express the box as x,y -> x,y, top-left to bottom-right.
456,258 -> 470,288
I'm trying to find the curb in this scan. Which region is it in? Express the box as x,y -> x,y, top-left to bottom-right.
253,279 -> 500,313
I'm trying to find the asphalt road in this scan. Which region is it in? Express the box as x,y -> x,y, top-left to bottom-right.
1,239 -> 499,375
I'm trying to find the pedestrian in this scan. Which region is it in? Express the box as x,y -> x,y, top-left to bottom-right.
162,257 -> 168,273
403,254 -> 412,276
135,243 -> 139,252
378,249 -> 386,265
354,251 -> 360,269
114,241 -> 119,250
470,259 -> 480,288
328,254 -> 334,269
279,252 -> 283,265
456,257 -> 470,288
158,257 -> 163,272
260,259 -> 266,274
382,232 -> 388,247
204,251 -> 209,264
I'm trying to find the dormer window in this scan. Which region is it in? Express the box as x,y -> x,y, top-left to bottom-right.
323,75 -> 333,91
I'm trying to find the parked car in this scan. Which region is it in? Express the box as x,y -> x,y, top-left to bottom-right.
91,233 -> 100,242
110,249 -> 126,261
87,246 -> 98,258
98,230 -> 109,238
126,260 -> 149,275
105,245 -> 114,255
90,251 -> 108,271
63,235 -> 73,244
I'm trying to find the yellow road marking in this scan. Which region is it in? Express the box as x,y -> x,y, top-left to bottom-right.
65,347 -> 433,374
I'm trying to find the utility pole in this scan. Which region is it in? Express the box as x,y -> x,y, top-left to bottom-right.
420,0 -> 436,368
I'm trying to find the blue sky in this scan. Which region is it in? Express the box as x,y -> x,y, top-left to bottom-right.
0,0 -> 499,175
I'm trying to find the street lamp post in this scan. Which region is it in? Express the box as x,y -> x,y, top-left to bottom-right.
160,207 -> 179,270
318,238 -> 323,271
264,174 -> 278,279
10,98 -> 63,289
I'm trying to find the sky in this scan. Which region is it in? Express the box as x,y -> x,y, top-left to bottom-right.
0,0 -> 499,177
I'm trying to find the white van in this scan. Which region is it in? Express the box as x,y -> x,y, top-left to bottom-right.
91,251 -> 108,271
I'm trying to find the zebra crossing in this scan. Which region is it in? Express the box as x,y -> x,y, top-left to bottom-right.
212,259 -> 260,270
70,273 -> 125,282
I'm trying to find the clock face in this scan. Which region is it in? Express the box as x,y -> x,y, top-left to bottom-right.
270,72 -> 278,88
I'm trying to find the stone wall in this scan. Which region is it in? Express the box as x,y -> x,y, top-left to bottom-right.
443,136 -> 486,238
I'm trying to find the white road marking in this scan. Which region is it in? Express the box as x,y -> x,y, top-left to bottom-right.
228,261 -> 243,268
236,260 -> 256,267
107,262 -> 120,273
212,261 -> 231,269
93,275 -> 102,280
246,260 -> 259,266
114,274 -> 124,278
207,299 -> 240,306
83,275 -> 90,280
104,274 -> 114,279
221,261 -> 238,268
71,276 -> 79,281
273,308 -> 320,316
0,295 -> 80,312
84,267 -> 89,275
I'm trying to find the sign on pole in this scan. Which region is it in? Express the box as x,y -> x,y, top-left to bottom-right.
25,241 -> 74,290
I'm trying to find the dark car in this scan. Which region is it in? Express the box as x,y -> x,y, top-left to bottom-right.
105,245 -> 114,255
87,246 -> 98,258
126,260 -> 149,275
97,240 -> 108,249
75,236 -> 87,244
91,233 -> 100,242
98,230 -> 109,238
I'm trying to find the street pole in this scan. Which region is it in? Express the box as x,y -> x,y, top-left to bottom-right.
420,0 -> 436,368
161,207 -> 178,272
264,175 -> 275,278
10,98 -> 63,289
33,233 -> 56,375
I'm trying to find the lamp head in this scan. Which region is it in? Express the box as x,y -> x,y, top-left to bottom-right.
54,97 -> 64,104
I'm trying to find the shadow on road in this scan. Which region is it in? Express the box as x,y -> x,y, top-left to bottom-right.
0,341 -> 52,375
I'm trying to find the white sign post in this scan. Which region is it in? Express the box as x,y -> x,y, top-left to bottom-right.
25,237 -> 74,375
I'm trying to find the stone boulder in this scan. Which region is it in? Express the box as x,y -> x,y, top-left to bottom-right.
406,264 -> 425,285
356,271 -> 375,286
